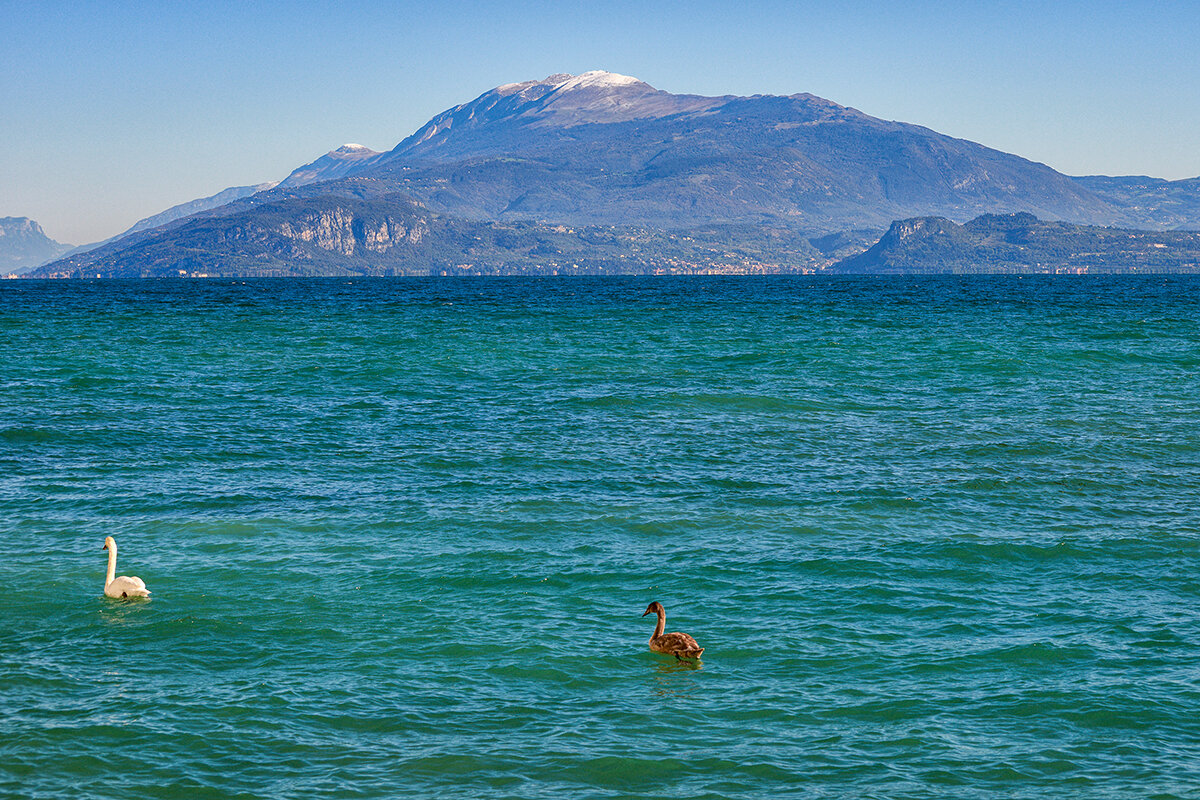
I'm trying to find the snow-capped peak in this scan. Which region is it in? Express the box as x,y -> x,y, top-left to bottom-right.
495,71 -> 646,96
336,143 -> 371,152
554,71 -> 642,91
277,143 -> 384,189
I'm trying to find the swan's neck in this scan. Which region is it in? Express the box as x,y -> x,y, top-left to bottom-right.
652,609 -> 665,640
105,545 -> 116,586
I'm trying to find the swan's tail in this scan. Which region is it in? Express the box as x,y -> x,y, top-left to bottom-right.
675,647 -> 704,660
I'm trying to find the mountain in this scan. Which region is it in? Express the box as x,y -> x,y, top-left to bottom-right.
31,71 -> 1200,277
336,70 -> 1126,231
277,144 -> 383,188
0,217 -> 73,274
831,212 -> 1200,274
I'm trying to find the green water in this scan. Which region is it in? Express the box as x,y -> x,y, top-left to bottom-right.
2,277 -> 1198,798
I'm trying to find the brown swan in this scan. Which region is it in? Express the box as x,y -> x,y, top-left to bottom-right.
641,601 -> 704,660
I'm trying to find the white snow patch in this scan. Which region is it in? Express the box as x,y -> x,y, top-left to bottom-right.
495,71 -> 643,95
555,71 -> 642,91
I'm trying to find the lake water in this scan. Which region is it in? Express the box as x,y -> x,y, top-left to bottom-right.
2,276 -> 1198,798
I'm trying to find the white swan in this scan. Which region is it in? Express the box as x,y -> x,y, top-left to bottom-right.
102,536 -> 150,599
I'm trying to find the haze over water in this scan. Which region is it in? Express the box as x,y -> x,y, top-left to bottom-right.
2,276 -> 1198,798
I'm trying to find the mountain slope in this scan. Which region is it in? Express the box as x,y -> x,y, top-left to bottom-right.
1072,175 -> 1200,231
119,182 -> 278,238
63,145 -> 381,257
64,181 -> 280,260
277,144 -> 383,188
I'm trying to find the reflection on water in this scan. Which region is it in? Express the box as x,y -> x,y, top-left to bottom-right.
97,597 -> 153,626
649,655 -> 703,698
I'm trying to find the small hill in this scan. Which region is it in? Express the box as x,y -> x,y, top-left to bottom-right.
831,212 -> 1200,274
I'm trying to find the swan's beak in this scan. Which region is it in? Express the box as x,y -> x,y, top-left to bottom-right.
641,609 -> 651,617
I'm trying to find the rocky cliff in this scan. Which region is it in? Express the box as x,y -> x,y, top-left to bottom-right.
0,217 -> 72,274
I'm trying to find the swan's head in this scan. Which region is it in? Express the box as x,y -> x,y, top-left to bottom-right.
642,601 -> 664,617
102,536 -> 115,550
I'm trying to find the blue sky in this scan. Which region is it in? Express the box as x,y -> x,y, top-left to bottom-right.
3,0 -> 1198,244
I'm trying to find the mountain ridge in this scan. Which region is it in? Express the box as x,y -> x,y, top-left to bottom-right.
30,71 -> 1200,277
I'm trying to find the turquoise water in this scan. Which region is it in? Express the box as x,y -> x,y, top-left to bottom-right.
2,276 -> 1198,799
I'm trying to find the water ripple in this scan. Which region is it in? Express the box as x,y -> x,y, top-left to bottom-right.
2,277 -> 1199,798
